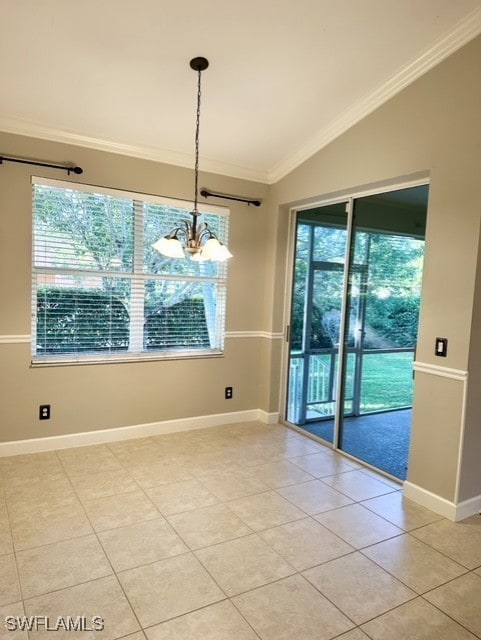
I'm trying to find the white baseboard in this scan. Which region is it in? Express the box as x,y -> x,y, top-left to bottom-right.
0,409 -> 276,457
454,494 -> 481,522
257,410 -> 280,424
403,481 -> 457,520
403,481 -> 481,522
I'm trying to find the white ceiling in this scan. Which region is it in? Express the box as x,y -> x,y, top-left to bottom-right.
1,0 -> 481,184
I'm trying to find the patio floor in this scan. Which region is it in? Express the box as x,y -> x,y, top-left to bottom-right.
297,409 -> 412,480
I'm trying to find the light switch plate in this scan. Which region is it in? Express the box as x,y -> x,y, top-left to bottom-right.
435,337 -> 448,357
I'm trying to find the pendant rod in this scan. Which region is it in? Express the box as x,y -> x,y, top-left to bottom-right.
189,56 -> 209,244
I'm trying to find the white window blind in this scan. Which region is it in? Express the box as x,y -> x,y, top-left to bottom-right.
32,177 -> 229,364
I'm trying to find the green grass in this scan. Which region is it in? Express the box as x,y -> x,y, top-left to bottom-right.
291,350 -> 414,420
360,352 -> 414,413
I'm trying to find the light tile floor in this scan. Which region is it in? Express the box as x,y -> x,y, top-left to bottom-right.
1,421 -> 481,639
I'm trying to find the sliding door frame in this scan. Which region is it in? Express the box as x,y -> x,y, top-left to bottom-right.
333,197 -> 354,449
280,176 -> 430,456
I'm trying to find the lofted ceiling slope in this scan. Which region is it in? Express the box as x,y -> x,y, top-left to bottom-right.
1,0 -> 481,184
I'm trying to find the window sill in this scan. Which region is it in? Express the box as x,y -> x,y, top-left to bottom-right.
30,349 -> 224,367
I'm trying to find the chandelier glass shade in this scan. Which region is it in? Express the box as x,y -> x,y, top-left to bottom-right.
152,57 -> 233,262
152,220 -> 233,262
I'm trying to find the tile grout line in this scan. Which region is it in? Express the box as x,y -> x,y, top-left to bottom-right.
103,436 -> 356,633
62,442 -> 252,633
2,425 -> 481,638
0,469 -> 26,612
418,589 -> 481,640
56,448 -> 148,637
356,539 -> 470,597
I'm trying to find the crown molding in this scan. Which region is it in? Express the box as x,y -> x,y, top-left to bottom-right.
0,115 -> 269,185
267,6 -> 481,184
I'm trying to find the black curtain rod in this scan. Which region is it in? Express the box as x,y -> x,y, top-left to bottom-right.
200,188 -> 261,207
0,155 -> 83,175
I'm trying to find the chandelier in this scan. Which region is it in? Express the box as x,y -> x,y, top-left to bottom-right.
152,57 -> 233,262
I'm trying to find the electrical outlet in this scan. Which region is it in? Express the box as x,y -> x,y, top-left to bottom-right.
225,386 -> 233,400
39,404 -> 51,420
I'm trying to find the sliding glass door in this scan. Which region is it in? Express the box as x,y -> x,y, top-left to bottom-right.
286,202 -> 348,443
285,185 -> 428,479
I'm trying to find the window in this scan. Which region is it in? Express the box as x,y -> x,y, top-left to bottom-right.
32,177 -> 229,364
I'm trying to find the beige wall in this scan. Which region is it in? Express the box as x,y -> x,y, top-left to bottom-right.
0,133 -> 270,442
1,36 -> 481,510
460,228 -> 481,502
267,36 -> 481,504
